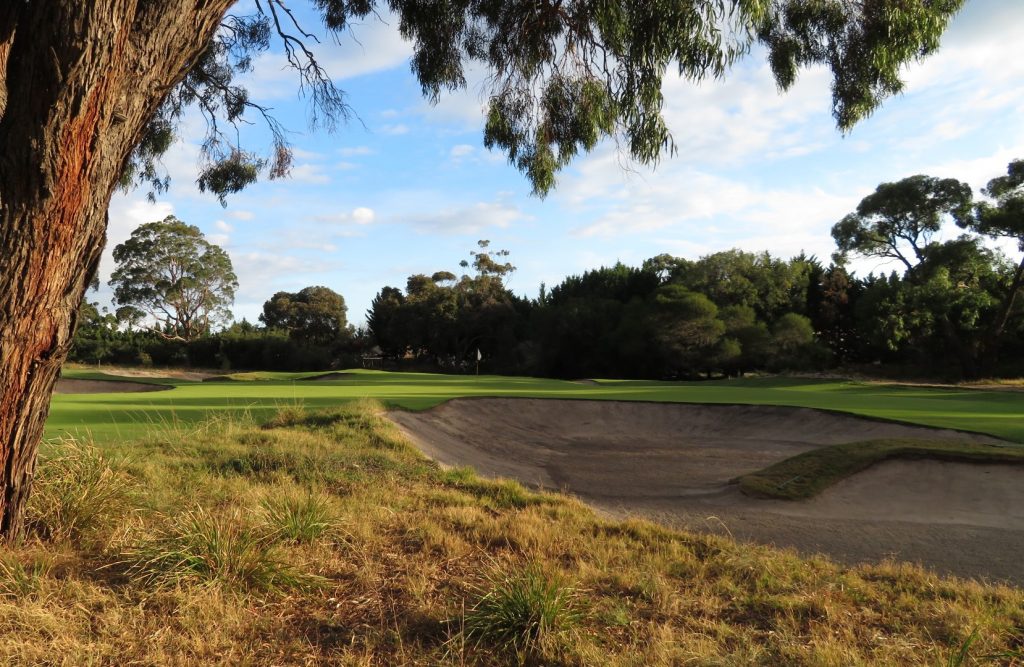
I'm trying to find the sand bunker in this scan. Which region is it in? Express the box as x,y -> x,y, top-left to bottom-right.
55,379 -> 170,394
98,368 -> 214,381
390,398 -> 998,498
304,372 -> 356,381
391,398 -> 1024,583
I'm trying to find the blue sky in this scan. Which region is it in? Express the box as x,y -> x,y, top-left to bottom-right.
101,0 -> 1024,327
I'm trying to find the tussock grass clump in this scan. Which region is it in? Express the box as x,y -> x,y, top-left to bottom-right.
0,554 -> 52,599
460,564 -> 581,660
26,438 -> 135,542
260,491 -> 337,543
123,508 -> 320,591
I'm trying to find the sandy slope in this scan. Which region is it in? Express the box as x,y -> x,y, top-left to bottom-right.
54,379 -> 170,394
390,398 -> 1024,584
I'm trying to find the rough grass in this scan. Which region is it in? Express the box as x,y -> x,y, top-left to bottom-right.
739,438 -> 1024,500
2,401 -> 1023,665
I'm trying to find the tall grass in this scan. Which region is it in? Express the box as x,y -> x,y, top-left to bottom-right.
259,490 -> 337,543
26,438 -> 135,542
460,563 -> 581,661
122,507 -> 321,591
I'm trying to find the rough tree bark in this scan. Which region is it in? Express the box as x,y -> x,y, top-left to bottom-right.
0,1 -> 233,540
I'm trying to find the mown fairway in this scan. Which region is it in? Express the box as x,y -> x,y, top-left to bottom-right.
50,368 -> 1024,443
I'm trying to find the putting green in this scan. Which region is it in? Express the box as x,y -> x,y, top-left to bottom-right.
46,368 -> 1024,444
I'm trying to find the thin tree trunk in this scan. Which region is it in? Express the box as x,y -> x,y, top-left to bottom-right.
0,0 -> 232,540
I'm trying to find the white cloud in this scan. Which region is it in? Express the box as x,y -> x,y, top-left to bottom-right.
289,163 -> 331,185
215,220 -> 233,233
338,146 -> 374,157
228,210 -> 255,221
291,147 -> 326,161
241,15 -> 412,100
922,147 -> 1024,192
379,123 -> 409,136
231,252 -> 337,301
352,207 -> 376,225
403,201 -> 531,235
450,144 -> 475,158
307,207 -> 378,238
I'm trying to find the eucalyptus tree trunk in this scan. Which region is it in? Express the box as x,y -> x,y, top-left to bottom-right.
0,1 -> 232,540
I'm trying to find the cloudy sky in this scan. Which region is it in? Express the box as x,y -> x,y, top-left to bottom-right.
102,0 -> 1024,326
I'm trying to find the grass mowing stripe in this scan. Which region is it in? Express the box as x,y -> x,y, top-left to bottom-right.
738,438 -> 1024,500
49,368 -> 1024,444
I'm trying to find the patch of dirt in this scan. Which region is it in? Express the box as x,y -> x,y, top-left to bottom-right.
55,379 -> 171,394
390,398 -> 1024,584
303,372 -> 356,381
570,379 -> 599,385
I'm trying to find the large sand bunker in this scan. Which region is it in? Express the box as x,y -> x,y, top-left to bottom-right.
391,398 -> 1024,583
55,378 -> 170,394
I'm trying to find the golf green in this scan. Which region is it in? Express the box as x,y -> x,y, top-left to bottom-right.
46,369 -> 1024,444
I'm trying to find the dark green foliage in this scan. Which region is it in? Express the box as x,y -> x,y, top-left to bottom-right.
757,0 -> 965,130
261,286 -> 351,346
367,241 -> 528,371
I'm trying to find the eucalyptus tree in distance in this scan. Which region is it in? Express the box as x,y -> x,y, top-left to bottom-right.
831,175 -> 974,274
111,216 -> 238,341
261,286 -> 350,345
0,0 -> 969,538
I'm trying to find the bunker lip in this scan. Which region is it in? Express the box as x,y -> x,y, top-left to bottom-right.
390,397 -> 1024,584
88,368 -> 216,381
303,372 -> 356,381
54,378 -> 171,394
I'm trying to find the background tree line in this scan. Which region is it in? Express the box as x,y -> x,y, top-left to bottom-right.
367,160 -> 1024,380
73,160 -> 1024,380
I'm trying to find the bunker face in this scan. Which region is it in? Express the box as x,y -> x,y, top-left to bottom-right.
304,372 -> 356,381
389,398 -> 997,499
391,398 -> 1024,583
54,379 -> 170,394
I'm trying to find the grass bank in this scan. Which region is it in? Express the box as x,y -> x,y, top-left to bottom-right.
5,401 -> 1023,664
739,438 -> 1024,500
51,368 -> 1024,442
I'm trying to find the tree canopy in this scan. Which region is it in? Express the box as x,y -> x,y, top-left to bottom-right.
832,175 -> 974,272
119,0 -> 969,201
111,216 -> 238,341
261,286 -> 350,345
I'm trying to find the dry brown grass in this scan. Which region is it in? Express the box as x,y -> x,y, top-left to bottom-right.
0,399 -> 1021,665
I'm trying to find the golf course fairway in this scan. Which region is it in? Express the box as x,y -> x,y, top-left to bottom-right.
48,368 -> 1024,443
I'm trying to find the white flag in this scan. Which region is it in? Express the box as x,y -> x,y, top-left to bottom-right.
476,348 -> 482,361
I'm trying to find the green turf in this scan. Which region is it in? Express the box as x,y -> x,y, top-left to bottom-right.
739,438 -> 1024,500
48,368 -> 1024,444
